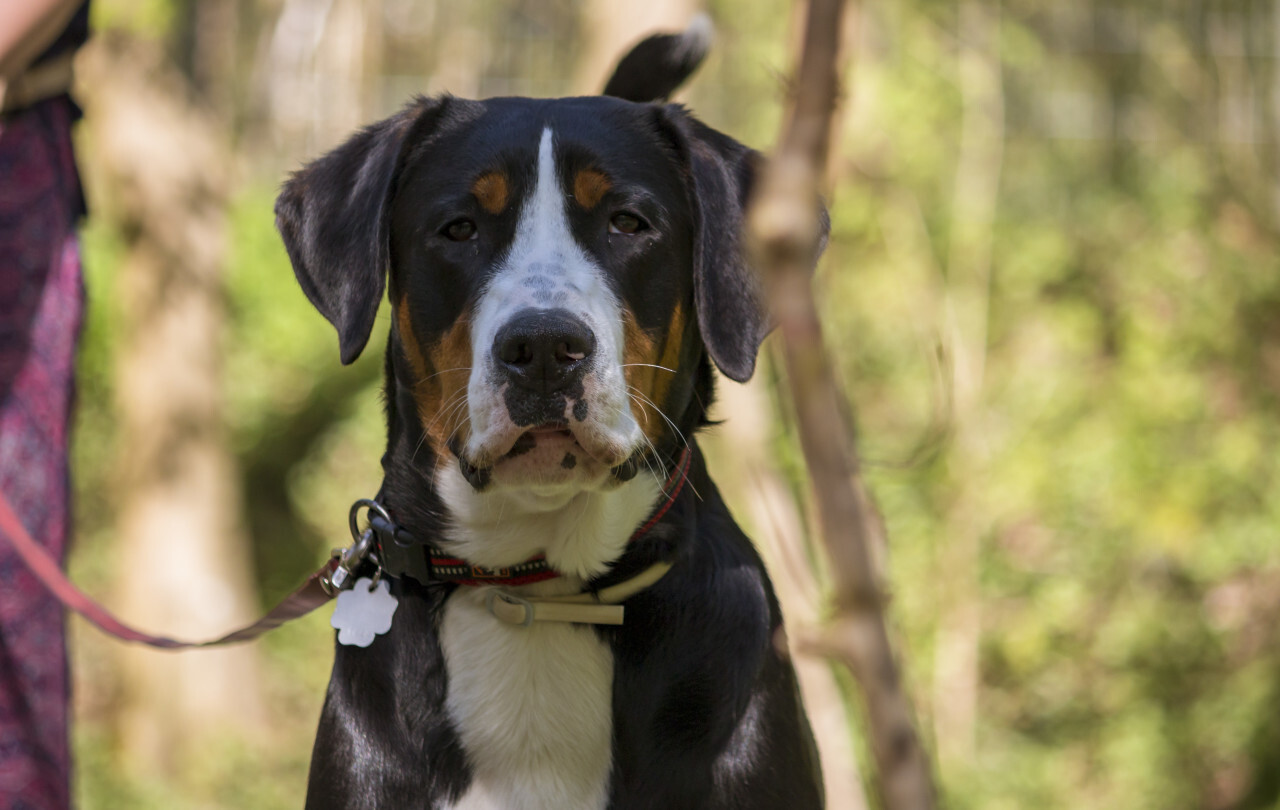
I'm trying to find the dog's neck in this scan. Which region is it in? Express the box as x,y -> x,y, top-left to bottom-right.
433,458 -> 664,589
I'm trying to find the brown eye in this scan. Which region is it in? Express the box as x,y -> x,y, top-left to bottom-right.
443,219 -> 477,241
609,212 -> 646,235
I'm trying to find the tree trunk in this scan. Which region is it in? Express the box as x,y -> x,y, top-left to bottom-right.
932,0 -> 1005,772
78,35 -> 265,774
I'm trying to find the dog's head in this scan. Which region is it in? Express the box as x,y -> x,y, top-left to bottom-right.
275,40 -> 824,502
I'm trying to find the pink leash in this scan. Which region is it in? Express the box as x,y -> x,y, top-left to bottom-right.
0,492 -> 338,649
0,449 -> 693,649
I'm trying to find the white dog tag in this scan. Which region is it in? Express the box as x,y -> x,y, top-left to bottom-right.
331,577 -> 398,647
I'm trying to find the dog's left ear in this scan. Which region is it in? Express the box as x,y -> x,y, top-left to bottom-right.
275,96 -> 447,365
659,107 -> 830,382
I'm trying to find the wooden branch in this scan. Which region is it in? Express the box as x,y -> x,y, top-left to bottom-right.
745,1 -> 938,808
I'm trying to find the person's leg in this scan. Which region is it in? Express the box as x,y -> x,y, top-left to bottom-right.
0,98 -> 84,810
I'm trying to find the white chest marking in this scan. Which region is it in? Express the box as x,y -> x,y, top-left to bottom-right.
439,587 -> 614,810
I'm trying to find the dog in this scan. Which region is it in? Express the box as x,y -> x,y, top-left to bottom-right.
275,21 -> 827,810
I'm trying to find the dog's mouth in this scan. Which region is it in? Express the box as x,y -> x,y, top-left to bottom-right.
509,423 -> 576,453
451,422 -> 641,490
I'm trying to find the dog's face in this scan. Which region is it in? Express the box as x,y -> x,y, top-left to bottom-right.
276,94 -> 817,499
389,99 -> 700,493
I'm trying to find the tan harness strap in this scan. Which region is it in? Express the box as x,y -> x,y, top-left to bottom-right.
484,562 -> 674,627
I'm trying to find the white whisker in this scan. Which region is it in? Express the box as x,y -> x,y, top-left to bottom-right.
620,363 -> 677,374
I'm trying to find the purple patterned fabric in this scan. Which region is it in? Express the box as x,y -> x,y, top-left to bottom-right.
0,97 -> 85,810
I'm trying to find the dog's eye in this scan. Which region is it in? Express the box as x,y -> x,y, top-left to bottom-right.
443,219 -> 477,242
608,212 -> 647,235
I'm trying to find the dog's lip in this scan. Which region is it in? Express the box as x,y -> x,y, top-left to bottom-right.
464,420 -> 633,472
526,422 -> 573,438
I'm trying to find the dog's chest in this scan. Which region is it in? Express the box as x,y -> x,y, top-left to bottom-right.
438,587 -> 614,810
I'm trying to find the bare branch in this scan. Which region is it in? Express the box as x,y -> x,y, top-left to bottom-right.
745,1 -> 938,808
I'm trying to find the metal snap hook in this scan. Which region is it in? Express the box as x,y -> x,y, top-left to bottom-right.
324,499 -> 392,595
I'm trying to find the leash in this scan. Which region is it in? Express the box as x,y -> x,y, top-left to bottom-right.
0,491 -> 339,649
0,448 -> 692,648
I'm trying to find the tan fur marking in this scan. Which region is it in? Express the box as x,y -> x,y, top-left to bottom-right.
573,169 -> 612,209
424,319 -> 473,450
622,303 -> 685,442
472,172 -> 510,215
397,298 -> 473,452
396,298 -> 431,383
650,302 -> 685,411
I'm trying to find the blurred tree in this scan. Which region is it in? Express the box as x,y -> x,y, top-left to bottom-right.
78,34 -> 264,773
931,0 -> 1004,772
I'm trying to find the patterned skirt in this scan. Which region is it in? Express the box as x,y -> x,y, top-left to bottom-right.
0,96 -> 85,810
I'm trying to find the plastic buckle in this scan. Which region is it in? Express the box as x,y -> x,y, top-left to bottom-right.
485,590 -> 535,627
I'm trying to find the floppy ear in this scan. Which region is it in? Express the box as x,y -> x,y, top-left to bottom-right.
660,107 -> 830,383
275,96 -> 445,365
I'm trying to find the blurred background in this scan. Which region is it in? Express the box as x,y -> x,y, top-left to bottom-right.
61,0 -> 1280,807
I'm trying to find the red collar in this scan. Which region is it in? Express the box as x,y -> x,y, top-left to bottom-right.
370,448 -> 693,588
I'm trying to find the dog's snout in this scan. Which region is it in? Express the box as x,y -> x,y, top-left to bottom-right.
494,308 -> 596,393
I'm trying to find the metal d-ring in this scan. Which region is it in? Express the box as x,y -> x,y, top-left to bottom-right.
349,498 -> 392,545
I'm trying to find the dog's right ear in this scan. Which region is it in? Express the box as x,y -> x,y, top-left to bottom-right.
275,96 -> 446,365
602,15 -> 712,103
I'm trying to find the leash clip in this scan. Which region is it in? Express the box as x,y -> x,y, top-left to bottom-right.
323,499 -> 388,595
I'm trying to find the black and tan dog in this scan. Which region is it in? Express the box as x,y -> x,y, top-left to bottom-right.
276,22 -> 826,810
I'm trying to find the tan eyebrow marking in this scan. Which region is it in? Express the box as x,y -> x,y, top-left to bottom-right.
573,169 -> 612,209
471,171 -> 510,215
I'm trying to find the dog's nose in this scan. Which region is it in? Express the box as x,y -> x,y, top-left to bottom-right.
493,309 -> 596,393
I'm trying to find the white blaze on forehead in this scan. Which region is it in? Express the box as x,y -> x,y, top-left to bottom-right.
483,127 -> 615,319
472,128 -> 615,326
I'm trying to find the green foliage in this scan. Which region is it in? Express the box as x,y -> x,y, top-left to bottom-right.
815,2 -> 1280,807
89,0 -> 176,41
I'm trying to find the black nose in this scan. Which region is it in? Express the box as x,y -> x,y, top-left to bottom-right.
493,308 -> 596,393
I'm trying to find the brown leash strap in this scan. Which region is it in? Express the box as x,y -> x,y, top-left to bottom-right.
0,492 -> 338,650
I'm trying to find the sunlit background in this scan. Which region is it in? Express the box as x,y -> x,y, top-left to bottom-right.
64,0 -> 1280,808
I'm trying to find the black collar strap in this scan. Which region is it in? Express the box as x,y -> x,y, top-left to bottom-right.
366,448 -> 692,588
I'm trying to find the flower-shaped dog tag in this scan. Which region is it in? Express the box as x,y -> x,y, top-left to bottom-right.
331,577 -> 398,647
